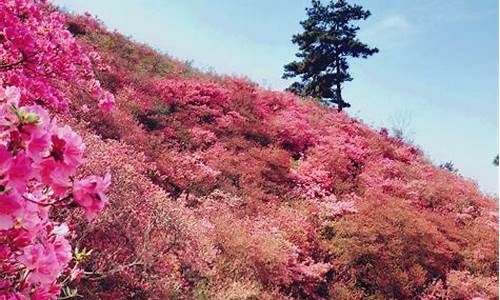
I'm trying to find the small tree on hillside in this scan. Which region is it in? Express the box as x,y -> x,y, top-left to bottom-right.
439,161 -> 459,173
283,0 -> 378,111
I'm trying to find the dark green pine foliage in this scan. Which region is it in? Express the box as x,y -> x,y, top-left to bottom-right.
283,0 -> 378,111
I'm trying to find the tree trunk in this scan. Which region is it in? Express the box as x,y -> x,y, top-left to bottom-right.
336,81 -> 343,112
335,51 -> 344,112
335,56 -> 343,112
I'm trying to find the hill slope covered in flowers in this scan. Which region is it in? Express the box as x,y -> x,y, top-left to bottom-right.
1,1 -> 498,299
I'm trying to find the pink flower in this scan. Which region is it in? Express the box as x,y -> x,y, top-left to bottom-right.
328,200 -> 358,217
73,173 -> 111,220
98,91 -> 115,113
23,105 -> 51,161
7,153 -> 33,193
51,224 -> 72,266
0,214 -> 15,230
81,104 -> 90,113
50,125 -> 85,173
35,158 -> 72,196
19,244 -> 62,284
31,284 -> 60,300
13,191 -> 49,232
88,79 -> 102,99
0,191 -> 23,231
27,130 -> 51,162
0,145 -> 13,175
33,124 -> 83,195
0,86 -> 21,106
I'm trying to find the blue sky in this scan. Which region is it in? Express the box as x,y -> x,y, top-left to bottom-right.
53,0 -> 499,194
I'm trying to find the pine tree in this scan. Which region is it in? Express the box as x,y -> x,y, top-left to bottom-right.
283,0 -> 378,111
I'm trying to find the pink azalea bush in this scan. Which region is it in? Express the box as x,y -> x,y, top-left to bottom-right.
0,85 -> 109,299
64,18 -> 497,296
0,1 -> 112,298
0,0 -> 114,111
1,1 -> 496,299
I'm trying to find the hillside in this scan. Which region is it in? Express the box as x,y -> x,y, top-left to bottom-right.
0,2 -> 498,299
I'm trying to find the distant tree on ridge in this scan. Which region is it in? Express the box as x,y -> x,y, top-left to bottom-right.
283,0 -> 378,111
439,161 -> 459,173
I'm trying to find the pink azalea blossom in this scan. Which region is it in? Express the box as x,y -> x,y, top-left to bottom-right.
19,244 -> 62,284
328,200 -> 358,217
0,145 -> 13,175
35,158 -> 72,196
51,224 -> 72,266
26,129 -> 51,162
0,86 -> 21,106
98,91 -> 115,113
73,173 -> 111,220
14,196 -> 49,232
7,153 -> 33,193
31,285 -> 60,300
88,79 -> 103,99
0,215 -> 15,230
0,192 -> 22,216
23,105 -> 51,161
50,125 -> 85,173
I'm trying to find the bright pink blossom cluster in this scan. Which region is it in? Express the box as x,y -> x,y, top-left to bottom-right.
0,0 -> 113,298
0,85 -> 110,298
0,0 -> 114,111
154,77 -> 230,107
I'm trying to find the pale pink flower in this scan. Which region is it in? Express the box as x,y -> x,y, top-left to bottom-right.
328,200 -> 358,217
52,234 -> 72,267
0,86 -> 21,106
81,104 -> 90,113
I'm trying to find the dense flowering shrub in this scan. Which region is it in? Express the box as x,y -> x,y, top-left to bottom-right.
0,86 -> 110,298
0,0 -> 114,111
0,1 -> 113,298
422,270 -> 499,300
154,77 -> 231,108
156,149 -> 220,198
271,106 -> 318,155
17,6 -> 494,300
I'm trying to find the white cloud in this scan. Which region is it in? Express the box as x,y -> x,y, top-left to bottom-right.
360,15 -> 416,50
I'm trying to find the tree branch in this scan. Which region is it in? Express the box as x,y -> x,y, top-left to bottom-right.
0,52 -> 28,70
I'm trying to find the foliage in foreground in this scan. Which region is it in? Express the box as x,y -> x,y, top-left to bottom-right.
0,0 -> 112,298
